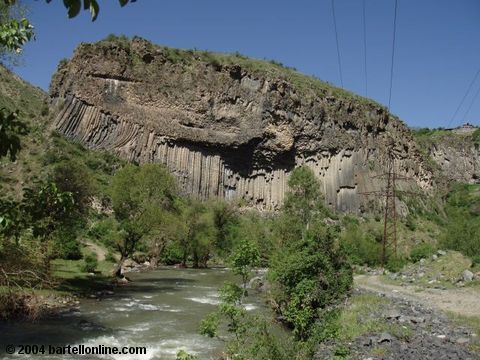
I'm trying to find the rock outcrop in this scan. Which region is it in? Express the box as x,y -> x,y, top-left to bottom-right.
423,128 -> 479,184
50,36 -> 434,211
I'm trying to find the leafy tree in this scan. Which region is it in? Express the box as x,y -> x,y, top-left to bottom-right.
51,160 -> 95,214
0,2 -> 33,55
440,184 -> 480,261
224,211 -> 274,265
229,239 -> 260,294
0,197 -> 22,242
180,201 -> 216,268
110,163 -> 176,275
340,220 -> 383,266
212,200 -> 238,255
54,0 -> 137,21
132,203 -> 189,267
284,166 -> 325,229
20,182 -> 75,271
268,167 -> 352,340
0,108 -> 27,161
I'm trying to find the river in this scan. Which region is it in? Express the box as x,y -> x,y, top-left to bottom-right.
0,267 -> 266,359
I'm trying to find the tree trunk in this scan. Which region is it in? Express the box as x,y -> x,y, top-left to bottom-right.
113,256 -> 126,278
181,250 -> 188,267
192,250 -> 199,268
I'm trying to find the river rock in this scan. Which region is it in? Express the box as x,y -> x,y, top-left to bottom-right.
385,310 -> 401,320
462,270 -> 474,282
248,276 -> 264,290
456,338 -> 470,344
378,333 -> 394,344
123,259 -> 138,268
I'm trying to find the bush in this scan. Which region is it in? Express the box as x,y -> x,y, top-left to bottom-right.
161,241 -> 183,265
269,223 -> 352,339
58,238 -> 83,260
105,251 -> 117,263
471,255 -> 480,268
0,292 -> 42,321
410,243 -> 435,263
385,257 -> 407,273
267,167 -> 353,340
473,128 -> 480,147
440,184 -> 480,260
341,222 -> 382,267
81,254 -> 98,273
176,350 -> 198,360
199,312 -> 219,338
52,231 -> 82,260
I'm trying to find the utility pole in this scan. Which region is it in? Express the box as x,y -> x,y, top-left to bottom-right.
360,142 -> 418,266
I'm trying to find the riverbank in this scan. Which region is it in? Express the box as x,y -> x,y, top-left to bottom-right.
315,287 -> 480,359
0,258 -> 118,321
0,267 -> 264,359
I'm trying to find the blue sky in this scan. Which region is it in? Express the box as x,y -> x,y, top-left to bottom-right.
11,0 -> 480,128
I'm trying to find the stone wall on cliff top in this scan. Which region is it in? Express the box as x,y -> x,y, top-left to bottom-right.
49,37 -> 433,212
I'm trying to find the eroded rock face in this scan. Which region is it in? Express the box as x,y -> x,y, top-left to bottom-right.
428,129 -> 479,184
50,37 -> 433,211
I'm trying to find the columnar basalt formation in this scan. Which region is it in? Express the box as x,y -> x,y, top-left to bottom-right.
50,37 -> 434,211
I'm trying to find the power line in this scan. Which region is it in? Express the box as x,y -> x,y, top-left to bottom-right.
363,0 -> 368,97
388,0 -> 398,110
331,0 -> 343,88
460,82 -> 480,124
448,66 -> 480,128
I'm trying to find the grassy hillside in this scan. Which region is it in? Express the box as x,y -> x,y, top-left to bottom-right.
0,64 -> 124,198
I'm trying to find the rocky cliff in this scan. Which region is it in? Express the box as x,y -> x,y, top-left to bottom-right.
414,128 -> 479,185
49,36 -> 434,212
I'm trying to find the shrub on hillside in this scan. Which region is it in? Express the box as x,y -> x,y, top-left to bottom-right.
340,221 -> 382,267
409,243 -> 436,263
440,184 -> 480,260
81,254 -> 98,273
53,236 -> 82,260
385,257 -> 408,273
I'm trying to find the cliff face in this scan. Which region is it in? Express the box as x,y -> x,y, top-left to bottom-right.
416,128 -> 479,184
50,37 -> 433,211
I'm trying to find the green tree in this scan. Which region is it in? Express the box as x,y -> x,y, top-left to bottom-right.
20,182 -> 75,272
0,108 -> 27,161
0,1 -> 33,55
284,166 -> 325,229
52,160 -> 95,214
180,201 -> 216,268
268,167 -> 352,340
110,163 -> 176,275
212,200 -> 238,255
229,239 -> 260,294
54,0 -> 136,22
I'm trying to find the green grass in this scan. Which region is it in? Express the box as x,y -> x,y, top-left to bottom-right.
447,312 -> 480,352
384,251 -> 476,289
51,258 -> 115,295
336,293 -> 388,341
334,293 -> 412,342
